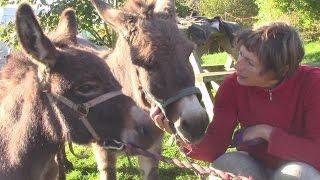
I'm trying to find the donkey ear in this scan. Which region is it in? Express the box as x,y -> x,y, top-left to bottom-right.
16,3 -> 56,67
153,0 -> 176,19
55,8 -> 78,43
91,0 -> 124,28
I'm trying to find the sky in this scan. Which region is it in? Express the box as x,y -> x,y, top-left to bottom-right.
0,3 -> 49,24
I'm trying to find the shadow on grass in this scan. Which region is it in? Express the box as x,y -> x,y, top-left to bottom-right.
159,166 -> 195,180
73,165 -> 98,176
117,166 -> 141,175
304,52 -> 320,66
117,166 -> 196,179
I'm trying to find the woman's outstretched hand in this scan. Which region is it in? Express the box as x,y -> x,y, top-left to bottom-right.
149,106 -> 174,134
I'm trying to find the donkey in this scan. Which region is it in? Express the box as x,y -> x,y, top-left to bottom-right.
88,0 -> 210,179
0,4 -> 158,180
186,16 -> 241,69
190,16 -> 241,59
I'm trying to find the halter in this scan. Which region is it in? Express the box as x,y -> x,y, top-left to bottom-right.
40,65 -> 123,149
122,24 -> 203,141
143,86 -> 202,133
118,17 -> 202,121
46,90 -> 123,142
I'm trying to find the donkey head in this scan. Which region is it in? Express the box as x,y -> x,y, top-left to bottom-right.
15,4 -> 157,148
91,0 -> 209,144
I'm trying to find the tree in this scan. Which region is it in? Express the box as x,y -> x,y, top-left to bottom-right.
256,0 -> 320,41
176,0 -> 194,17
0,0 -> 196,48
39,0 -> 122,47
0,0 -> 123,48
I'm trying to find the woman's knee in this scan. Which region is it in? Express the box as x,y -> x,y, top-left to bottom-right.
272,162 -> 320,180
210,151 -> 268,180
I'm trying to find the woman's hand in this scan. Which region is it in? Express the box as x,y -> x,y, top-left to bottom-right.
149,106 -> 192,149
149,106 -> 174,134
242,124 -> 274,142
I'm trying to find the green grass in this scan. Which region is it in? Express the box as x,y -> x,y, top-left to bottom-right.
201,40 -> 320,66
301,40 -> 320,65
66,134 -> 208,180
65,40 -> 319,179
201,52 -> 228,66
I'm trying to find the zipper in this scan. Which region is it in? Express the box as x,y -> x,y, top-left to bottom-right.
268,90 -> 273,101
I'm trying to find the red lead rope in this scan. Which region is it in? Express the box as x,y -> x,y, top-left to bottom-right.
123,144 -> 252,180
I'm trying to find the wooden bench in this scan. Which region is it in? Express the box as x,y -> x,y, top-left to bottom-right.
189,51 -> 235,121
196,70 -> 235,84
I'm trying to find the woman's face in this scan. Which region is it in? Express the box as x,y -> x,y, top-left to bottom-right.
235,45 -> 278,88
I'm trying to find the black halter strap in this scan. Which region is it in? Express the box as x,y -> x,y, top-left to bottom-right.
144,86 -> 202,116
143,86 -> 202,134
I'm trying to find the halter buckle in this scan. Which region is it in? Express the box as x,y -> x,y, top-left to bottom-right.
102,139 -> 125,151
77,104 -> 89,116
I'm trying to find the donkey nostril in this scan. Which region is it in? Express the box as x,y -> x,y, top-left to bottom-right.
137,126 -> 148,136
181,120 -> 191,132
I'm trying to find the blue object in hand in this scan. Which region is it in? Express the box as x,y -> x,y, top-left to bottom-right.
230,128 -> 266,148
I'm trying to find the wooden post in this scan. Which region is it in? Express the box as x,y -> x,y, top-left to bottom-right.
189,51 -> 214,122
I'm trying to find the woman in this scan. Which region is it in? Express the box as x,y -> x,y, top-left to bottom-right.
150,22 -> 320,179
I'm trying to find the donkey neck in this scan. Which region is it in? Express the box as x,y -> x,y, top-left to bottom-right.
0,119 -> 62,180
0,56 -> 64,179
106,43 -> 150,112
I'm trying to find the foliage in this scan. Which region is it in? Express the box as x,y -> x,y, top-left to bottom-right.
38,0 -> 121,47
0,0 -> 124,48
0,0 -> 200,48
255,0 -> 320,41
0,0 -> 32,6
176,0 -> 193,17
198,0 -> 258,27
0,0 -> 9,6
0,22 -> 18,48
0,0 -> 36,48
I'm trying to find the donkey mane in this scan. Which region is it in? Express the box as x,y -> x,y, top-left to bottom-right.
122,0 -> 155,16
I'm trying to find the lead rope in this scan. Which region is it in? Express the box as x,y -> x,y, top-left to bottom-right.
171,135 -> 206,179
121,143 -> 252,180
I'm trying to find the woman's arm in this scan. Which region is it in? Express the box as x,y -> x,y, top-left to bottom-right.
185,76 -> 239,162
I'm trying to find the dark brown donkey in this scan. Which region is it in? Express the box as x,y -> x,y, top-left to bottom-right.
0,4 -> 157,180
88,0 -> 210,179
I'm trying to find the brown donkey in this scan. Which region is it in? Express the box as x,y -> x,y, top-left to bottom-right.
87,0 -> 210,179
0,4 -> 157,180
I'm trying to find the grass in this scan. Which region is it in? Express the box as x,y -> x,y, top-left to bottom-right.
66,135 -> 208,180
201,40 -> 320,66
301,40 -> 320,65
201,52 -> 228,66
65,40 -> 319,180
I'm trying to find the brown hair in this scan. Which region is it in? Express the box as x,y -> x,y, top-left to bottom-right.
236,22 -> 305,79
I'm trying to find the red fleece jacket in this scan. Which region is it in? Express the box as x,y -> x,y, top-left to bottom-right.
186,65 -> 320,170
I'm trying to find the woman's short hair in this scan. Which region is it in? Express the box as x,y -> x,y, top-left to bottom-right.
236,22 -> 305,79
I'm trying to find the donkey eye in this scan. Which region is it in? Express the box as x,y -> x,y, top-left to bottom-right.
77,84 -> 93,93
74,82 -> 101,96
